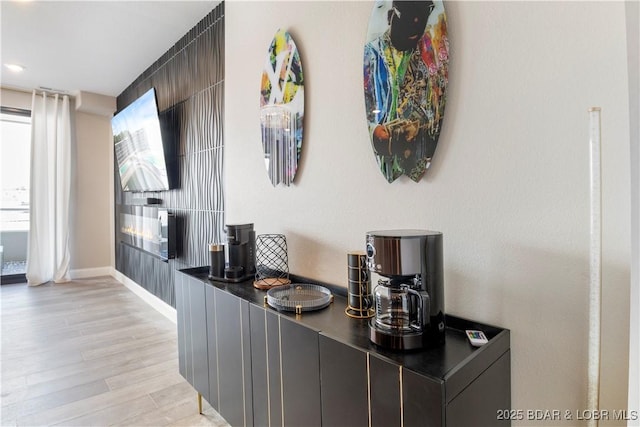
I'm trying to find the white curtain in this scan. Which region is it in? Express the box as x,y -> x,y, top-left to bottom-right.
26,91 -> 71,286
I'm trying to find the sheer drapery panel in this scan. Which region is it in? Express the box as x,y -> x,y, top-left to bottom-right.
26,91 -> 71,286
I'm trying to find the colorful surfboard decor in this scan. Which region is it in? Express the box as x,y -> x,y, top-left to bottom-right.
260,29 -> 304,187
363,0 -> 449,183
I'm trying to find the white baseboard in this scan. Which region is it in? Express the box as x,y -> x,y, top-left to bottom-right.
111,269 -> 177,324
70,267 -> 113,279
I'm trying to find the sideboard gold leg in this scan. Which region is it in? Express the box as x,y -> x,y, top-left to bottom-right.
198,392 -> 203,414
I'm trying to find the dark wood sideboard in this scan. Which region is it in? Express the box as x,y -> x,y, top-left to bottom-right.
175,267 -> 511,427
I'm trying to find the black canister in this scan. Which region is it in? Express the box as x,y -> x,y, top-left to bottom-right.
209,244 -> 225,279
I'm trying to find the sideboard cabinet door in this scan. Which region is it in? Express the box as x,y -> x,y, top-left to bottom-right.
249,304 -> 268,427
214,289 -> 253,427
205,285 -> 219,410
369,354 -> 401,427
280,317 -> 322,427
266,311 -> 283,426
446,350 -> 511,427
249,305 -> 283,427
402,369 -> 444,427
174,271 -> 210,403
319,334 -> 369,427
174,271 -> 188,381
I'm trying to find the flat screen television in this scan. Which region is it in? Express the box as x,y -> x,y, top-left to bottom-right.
112,88 -> 171,192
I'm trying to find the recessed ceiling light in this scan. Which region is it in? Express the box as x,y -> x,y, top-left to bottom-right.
5,64 -> 26,73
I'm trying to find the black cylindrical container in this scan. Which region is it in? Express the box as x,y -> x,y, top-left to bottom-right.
209,244 -> 225,279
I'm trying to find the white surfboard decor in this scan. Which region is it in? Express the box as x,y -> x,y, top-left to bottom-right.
363,1 -> 449,183
259,29 -> 304,187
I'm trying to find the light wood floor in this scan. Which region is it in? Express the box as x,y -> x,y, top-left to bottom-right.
0,276 -> 230,427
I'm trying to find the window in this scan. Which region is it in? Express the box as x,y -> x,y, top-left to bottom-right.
1,108 -> 31,282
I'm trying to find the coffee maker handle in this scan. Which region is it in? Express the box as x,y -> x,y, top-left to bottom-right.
419,290 -> 430,331
407,288 -> 427,331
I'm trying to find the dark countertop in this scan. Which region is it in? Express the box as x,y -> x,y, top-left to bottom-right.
179,266 -> 510,398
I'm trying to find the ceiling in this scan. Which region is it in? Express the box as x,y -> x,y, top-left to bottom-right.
1,1 -> 219,98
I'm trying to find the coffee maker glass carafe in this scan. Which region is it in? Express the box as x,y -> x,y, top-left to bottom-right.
373,281 -> 424,333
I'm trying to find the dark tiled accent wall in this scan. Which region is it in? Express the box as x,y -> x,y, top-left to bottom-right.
115,3 -> 225,307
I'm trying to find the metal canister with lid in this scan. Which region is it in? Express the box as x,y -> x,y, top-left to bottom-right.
208,243 -> 225,279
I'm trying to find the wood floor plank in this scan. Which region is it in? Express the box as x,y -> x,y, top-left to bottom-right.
5,323 -> 170,359
114,396 -> 197,426
17,371 -> 185,426
0,381 -> 27,409
18,378 -> 110,417
149,381 -> 196,408
20,351 -> 174,401
105,358 -> 178,390
80,331 -> 176,361
24,337 -> 176,387
1,346 -> 87,381
0,402 -> 18,426
51,394 -> 158,426
168,404 -> 231,427
0,279 -> 230,427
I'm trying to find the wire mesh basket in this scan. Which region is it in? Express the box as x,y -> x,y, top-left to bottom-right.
254,234 -> 291,289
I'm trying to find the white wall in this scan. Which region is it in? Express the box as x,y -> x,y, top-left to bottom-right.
1,88 -> 31,110
71,110 -> 113,274
225,1 -> 631,425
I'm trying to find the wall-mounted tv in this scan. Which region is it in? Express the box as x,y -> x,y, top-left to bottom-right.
112,88 -> 172,192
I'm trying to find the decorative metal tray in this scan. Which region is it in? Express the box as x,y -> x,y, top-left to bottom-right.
266,284 -> 333,314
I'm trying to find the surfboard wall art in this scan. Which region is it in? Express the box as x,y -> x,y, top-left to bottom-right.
260,29 -> 304,187
363,0 -> 449,183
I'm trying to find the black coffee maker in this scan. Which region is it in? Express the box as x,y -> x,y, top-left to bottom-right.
224,223 -> 256,282
209,224 -> 256,282
366,230 -> 445,350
